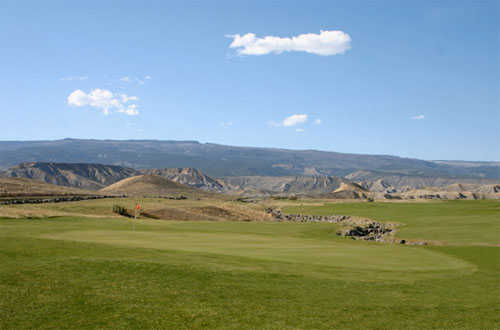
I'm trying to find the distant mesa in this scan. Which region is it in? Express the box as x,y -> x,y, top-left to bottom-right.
1,138 -> 499,179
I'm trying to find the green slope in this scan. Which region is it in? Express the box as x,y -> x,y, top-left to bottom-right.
1,205 -> 499,329
284,200 -> 500,245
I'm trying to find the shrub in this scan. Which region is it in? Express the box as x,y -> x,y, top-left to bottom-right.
112,204 -> 132,217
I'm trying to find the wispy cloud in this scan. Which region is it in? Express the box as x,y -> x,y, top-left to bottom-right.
220,122 -> 233,127
60,76 -> 88,81
120,75 -> 151,85
67,89 -> 140,116
269,114 -> 309,128
283,114 -> 308,127
121,94 -> 139,103
314,119 -> 322,125
411,115 -> 425,120
118,104 -> 139,116
227,30 -> 351,56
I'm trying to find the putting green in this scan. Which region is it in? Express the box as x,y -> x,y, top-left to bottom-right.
42,228 -> 474,281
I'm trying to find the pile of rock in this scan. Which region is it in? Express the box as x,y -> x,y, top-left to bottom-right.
265,208 -> 405,243
336,223 -> 393,242
266,208 -> 351,224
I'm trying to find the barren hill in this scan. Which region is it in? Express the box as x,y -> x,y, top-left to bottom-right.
3,161 -> 499,198
347,170 -> 500,192
218,175 -> 363,196
440,183 -> 500,195
0,177 -> 93,197
363,179 -> 394,192
4,162 -> 138,190
140,168 -> 224,192
99,174 -> 202,196
282,176 -> 354,194
2,162 -> 226,192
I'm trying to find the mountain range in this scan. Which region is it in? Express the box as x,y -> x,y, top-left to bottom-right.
2,161 -> 500,199
1,139 -> 499,181
1,162 -> 362,196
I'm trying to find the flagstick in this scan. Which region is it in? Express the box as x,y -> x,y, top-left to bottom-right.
133,200 -> 142,231
133,200 -> 137,231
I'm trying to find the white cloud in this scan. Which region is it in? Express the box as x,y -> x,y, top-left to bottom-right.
228,30 -> 351,56
412,115 -> 425,120
314,119 -> 322,125
221,122 -> 233,127
296,128 -> 305,132
60,76 -> 88,81
121,94 -> 139,103
283,114 -> 308,127
67,89 -> 139,116
118,104 -> 139,116
120,76 -> 150,85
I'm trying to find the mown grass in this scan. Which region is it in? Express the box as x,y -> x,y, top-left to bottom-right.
0,200 -> 499,328
284,200 -> 500,245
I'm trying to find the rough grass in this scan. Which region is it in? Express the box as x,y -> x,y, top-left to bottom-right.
0,197 -> 251,220
0,177 -> 93,197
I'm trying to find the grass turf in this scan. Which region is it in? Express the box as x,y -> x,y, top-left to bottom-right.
284,200 -> 500,245
0,200 -> 499,328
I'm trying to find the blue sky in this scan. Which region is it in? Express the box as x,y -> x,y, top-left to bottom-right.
1,0 -> 498,161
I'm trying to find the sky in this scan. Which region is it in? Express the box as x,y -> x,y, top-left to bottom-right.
1,0 -> 499,161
